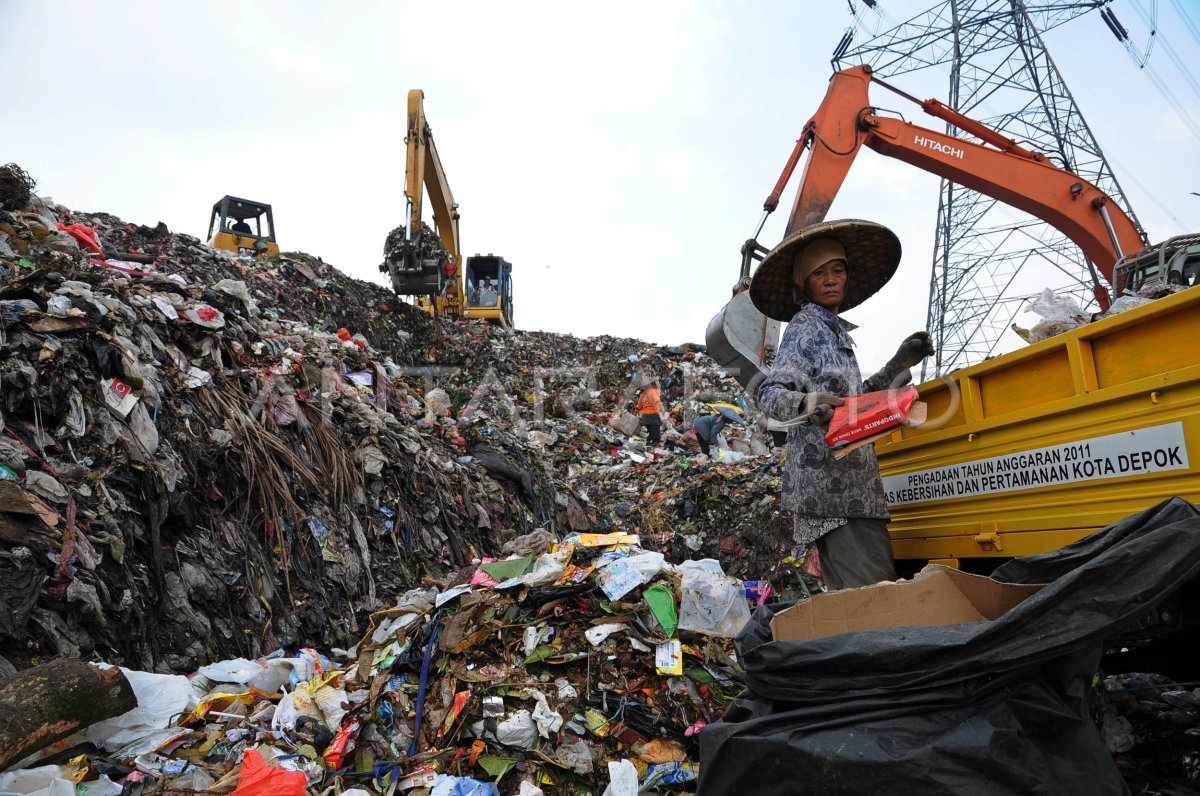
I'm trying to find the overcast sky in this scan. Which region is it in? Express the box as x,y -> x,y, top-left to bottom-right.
4,0 -> 1197,372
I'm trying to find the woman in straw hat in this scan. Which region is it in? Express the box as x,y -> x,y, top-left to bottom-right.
750,219 -> 934,590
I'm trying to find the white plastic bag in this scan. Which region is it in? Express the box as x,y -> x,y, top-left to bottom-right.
555,739 -> 594,774
0,765 -> 74,796
75,776 -> 123,796
425,388 -> 451,417
85,668 -> 192,753
521,553 -> 566,587
197,657 -> 260,684
495,710 -> 538,749
313,684 -> 348,730
529,690 -> 563,738
601,759 -> 639,796
1026,288 -> 1087,322
677,565 -> 751,639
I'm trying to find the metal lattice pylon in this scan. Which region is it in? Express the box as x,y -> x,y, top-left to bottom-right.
835,1 -> 1145,375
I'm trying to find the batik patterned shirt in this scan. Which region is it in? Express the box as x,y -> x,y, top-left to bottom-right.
757,303 -> 907,530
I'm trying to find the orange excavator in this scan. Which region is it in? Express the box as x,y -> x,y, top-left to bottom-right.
708,64 -> 1200,573
706,63 -> 1200,390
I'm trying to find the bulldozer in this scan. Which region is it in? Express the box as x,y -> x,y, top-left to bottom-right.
206,196 -> 279,257
708,64 -> 1200,574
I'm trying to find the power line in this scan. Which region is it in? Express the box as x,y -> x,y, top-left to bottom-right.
1167,0 -> 1200,48
1102,2 -> 1200,145
1126,0 -> 1200,102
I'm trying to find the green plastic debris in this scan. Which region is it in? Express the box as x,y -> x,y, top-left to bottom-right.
480,556 -> 533,582
524,643 -> 557,665
17,258 -> 35,270
643,582 -> 678,637
0,464 -> 17,481
478,754 -> 518,780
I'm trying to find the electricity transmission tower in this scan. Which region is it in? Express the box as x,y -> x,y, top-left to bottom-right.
834,1 -> 1145,375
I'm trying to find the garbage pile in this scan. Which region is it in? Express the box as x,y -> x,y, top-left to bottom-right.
2,177 -> 793,634
1011,284 -> 1188,344
2,529 -> 762,795
1098,671 -> 1200,793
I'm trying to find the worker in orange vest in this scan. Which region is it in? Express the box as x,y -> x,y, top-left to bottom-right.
633,380 -> 664,446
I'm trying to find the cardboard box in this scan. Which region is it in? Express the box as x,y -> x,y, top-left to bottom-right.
770,565 -> 1043,642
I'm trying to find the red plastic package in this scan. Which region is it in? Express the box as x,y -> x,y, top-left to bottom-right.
56,223 -> 105,258
231,749 -> 307,796
824,385 -> 917,448
323,718 -> 361,770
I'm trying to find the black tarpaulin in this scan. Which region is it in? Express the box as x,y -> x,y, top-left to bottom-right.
699,499 -> 1200,795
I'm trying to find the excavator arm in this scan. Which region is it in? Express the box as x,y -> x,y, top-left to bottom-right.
708,63 -> 1151,392
382,90 -> 464,317
406,89 -> 461,260
774,64 -> 1146,306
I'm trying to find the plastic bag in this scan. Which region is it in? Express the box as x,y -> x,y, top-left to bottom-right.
522,553 -> 566,587
1026,288 -> 1087,322
430,776 -> 501,796
700,499 -> 1200,795
272,683 -> 322,733
1020,287 -> 1089,342
601,760 -> 639,796
198,657 -> 261,684
555,739 -> 593,774
0,765 -> 75,796
1094,293 -> 1152,321
425,388 -> 451,416
230,748 -> 307,796
495,710 -> 538,749
84,668 -> 192,753
677,565 -> 751,639
55,223 -> 104,257
608,411 -> 641,437
246,659 -> 294,694
313,683 -> 348,730
529,690 -> 563,737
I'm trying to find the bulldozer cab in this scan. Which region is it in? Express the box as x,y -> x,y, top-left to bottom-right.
463,254 -> 513,327
207,196 -> 279,256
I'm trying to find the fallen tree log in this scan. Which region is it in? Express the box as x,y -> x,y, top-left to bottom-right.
0,658 -> 136,770
116,251 -> 157,264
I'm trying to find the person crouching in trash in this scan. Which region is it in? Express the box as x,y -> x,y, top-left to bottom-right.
749,219 -> 934,590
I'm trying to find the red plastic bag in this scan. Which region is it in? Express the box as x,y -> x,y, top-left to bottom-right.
56,223 -> 105,258
230,749 -> 307,796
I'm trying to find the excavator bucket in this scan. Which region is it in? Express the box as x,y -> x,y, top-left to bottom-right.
704,290 -> 781,392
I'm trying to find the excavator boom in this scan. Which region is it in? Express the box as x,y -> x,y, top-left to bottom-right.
709,64 -> 1152,390
406,89 -> 461,260
786,65 -> 1145,304
382,89 -> 464,316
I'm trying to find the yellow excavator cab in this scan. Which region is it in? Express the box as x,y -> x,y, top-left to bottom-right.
207,196 -> 279,257
462,254 -> 514,327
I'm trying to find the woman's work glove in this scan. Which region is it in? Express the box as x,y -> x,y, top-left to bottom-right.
802,391 -> 845,428
889,331 -> 936,369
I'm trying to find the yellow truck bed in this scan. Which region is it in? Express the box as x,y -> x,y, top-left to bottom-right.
876,285 -> 1200,566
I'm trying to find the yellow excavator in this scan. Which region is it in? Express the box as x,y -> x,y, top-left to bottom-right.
206,196 -> 279,257
381,90 -> 513,327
